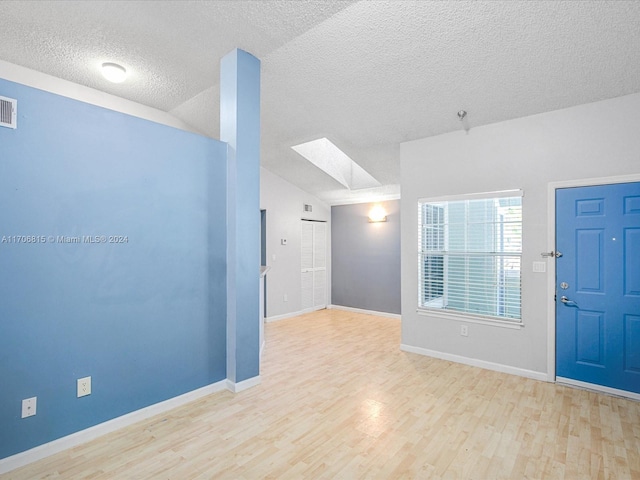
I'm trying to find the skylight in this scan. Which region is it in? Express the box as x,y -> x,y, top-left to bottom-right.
291,138 -> 381,190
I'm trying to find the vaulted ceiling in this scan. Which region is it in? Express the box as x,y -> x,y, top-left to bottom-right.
1,1 -> 639,204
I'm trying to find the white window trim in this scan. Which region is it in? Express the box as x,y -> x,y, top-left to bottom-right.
417,307 -> 524,329
418,189 -> 523,204
417,189 -> 524,327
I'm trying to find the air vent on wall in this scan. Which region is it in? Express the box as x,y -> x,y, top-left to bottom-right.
0,96 -> 17,129
303,203 -> 313,213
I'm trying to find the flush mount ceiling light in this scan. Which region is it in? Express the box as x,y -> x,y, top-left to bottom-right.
101,62 -> 127,83
291,138 -> 381,190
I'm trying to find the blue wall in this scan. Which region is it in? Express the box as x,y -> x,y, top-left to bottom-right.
331,200 -> 401,314
0,79 -> 228,459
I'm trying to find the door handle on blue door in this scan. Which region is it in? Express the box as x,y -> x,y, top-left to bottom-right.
560,296 -> 578,307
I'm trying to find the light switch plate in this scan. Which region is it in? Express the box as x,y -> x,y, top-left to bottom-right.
533,261 -> 546,273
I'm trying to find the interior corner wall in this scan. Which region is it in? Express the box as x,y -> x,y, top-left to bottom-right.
260,168 -> 331,318
331,201 -> 401,315
0,78 -> 228,460
400,92 -> 640,376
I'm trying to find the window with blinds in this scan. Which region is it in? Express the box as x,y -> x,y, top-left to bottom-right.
418,192 -> 522,321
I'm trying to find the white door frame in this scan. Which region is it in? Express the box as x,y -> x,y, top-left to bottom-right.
546,173 -> 640,394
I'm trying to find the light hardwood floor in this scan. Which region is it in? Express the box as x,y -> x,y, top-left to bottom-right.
4,309 -> 640,479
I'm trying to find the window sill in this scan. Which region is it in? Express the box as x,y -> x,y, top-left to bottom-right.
416,308 -> 524,330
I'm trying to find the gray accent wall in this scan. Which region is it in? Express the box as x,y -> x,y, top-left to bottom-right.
331,200 -> 401,314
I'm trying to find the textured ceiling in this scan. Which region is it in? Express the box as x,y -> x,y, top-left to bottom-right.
1,1 -> 639,205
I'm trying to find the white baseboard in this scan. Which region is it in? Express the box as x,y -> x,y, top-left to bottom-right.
226,375 -> 262,393
400,344 -> 547,382
265,310 -> 308,323
0,375 -> 263,474
328,304 -> 401,320
556,377 -> 640,401
266,306 -> 401,322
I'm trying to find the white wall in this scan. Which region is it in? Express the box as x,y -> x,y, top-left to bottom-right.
400,92 -> 640,377
260,167 -> 331,319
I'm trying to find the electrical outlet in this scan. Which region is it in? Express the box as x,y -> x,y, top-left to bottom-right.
77,376 -> 91,397
21,397 -> 37,418
283,294 -> 288,302
460,325 -> 469,337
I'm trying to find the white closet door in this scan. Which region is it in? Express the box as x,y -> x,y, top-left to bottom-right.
312,222 -> 327,308
301,221 -> 313,270
313,269 -> 326,308
301,220 -> 327,312
301,271 -> 314,311
313,222 -> 326,268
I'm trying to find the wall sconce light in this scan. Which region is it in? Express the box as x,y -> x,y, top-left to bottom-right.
368,204 -> 387,223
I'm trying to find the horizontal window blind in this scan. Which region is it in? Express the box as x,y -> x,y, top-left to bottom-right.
418,195 -> 522,321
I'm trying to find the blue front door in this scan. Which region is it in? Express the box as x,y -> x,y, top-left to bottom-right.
556,182 -> 640,394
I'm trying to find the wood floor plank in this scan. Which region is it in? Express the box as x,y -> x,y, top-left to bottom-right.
3,309 -> 639,479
